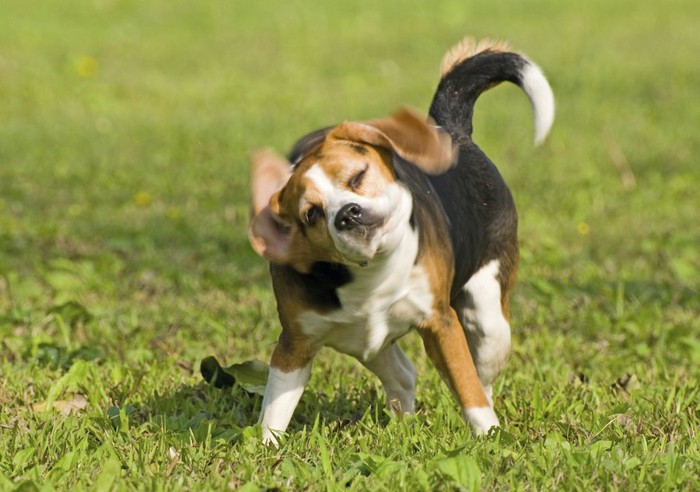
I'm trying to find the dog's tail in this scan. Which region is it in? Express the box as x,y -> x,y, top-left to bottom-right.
429,37 -> 554,145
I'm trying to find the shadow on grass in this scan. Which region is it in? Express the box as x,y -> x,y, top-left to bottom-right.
133,382 -> 260,446
135,378 -> 390,446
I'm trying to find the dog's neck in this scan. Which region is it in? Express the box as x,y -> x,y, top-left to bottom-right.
337,224 -> 420,316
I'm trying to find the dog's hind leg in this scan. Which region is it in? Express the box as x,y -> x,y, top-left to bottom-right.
419,307 -> 499,434
454,259 -> 512,407
362,343 -> 416,414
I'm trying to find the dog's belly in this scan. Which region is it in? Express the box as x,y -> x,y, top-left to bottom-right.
297,265 -> 433,361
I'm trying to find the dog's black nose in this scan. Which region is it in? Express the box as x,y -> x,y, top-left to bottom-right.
335,203 -> 363,231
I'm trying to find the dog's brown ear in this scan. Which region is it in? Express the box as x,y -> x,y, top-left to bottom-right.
250,149 -> 291,217
329,107 -> 456,174
249,149 -> 294,263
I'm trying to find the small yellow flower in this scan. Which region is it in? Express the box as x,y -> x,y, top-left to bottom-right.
577,222 -> 590,235
75,56 -> 98,78
133,192 -> 153,207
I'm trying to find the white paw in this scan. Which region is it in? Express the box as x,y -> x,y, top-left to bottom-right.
464,406 -> 500,435
261,428 -> 282,448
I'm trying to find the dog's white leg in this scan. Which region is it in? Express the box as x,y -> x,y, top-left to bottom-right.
362,343 -> 416,414
259,363 -> 312,447
459,259 -> 511,406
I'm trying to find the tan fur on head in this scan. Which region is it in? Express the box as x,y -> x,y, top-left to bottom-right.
249,108 -> 456,272
439,37 -> 511,77
330,107 -> 456,175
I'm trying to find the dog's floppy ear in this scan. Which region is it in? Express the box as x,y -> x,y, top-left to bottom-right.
328,107 -> 456,174
249,149 -> 294,264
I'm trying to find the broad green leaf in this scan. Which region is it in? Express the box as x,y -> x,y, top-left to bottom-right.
200,356 -> 269,395
229,359 -> 269,393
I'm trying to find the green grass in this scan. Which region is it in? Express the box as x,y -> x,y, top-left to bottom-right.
1,0 -> 698,489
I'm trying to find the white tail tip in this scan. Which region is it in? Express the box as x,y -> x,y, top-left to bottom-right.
520,61 -> 555,146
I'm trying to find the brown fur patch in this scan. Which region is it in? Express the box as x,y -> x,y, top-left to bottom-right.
314,140 -> 396,196
419,310 -> 490,409
411,185 -> 490,410
330,108 -> 456,175
269,330 -> 317,372
439,37 -> 511,77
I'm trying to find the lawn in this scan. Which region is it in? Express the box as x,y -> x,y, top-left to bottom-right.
1,0 -> 698,490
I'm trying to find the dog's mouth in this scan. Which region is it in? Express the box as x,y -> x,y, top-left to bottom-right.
325,181 -> 413,269
330,203 -> 391,267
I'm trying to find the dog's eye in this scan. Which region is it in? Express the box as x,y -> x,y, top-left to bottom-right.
305,205 -> 324,226
348,168 -> 367,191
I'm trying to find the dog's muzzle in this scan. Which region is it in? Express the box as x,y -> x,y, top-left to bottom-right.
334,203 -> 383,232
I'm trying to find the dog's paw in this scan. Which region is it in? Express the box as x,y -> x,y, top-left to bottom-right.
464,406 -> 500,436
261,427 -> 282,448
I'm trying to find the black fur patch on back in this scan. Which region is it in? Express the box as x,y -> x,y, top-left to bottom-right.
393,146 -> 515,300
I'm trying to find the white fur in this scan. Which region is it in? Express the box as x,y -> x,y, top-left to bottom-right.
304,164 -> 413,264
458,259 -> 511,404
293,167 -> 431,415
463,406 -> 500,435
298,164 -> 432,361
519,61 -> 555,146
259,364 -> 312,446
297,231 -> 432,362
292,230 -> 430,423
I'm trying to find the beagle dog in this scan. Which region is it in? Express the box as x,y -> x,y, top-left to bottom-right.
248,37 -> 554,445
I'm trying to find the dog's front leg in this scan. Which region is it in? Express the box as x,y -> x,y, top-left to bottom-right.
419,309 -> 499,435
259,334 -> 316,446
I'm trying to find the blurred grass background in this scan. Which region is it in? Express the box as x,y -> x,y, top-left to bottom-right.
1,0 -> 698,489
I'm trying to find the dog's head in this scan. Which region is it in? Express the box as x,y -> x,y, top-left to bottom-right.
249,108 -> 455,273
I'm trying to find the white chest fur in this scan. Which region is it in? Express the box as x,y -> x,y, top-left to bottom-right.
297,228 -> 433,362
